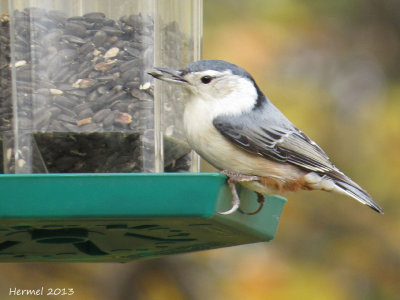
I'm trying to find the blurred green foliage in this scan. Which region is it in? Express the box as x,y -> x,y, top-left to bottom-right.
1,0 -> 399,299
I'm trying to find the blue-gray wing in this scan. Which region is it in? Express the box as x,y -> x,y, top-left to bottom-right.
212,103 -> 336,174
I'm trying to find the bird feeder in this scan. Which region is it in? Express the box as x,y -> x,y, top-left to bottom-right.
0,0 -> 202,173
0,0 -> 286,262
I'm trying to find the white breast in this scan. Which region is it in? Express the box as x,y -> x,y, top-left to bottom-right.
183,96 -> 232,169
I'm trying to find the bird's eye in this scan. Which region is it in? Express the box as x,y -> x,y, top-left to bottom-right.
200,75 -> 213,84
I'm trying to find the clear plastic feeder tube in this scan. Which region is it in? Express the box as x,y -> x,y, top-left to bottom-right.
0,0 -> 202,173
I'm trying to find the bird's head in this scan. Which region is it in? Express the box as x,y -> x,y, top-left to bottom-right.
149,60 -> 265,115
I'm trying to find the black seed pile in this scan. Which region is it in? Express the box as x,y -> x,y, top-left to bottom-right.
0,8 -> 192,173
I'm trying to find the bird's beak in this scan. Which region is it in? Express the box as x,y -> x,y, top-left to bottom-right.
148,67 -> 188,85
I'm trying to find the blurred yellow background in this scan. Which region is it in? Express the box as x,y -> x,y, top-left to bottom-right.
1,0 -> 400,299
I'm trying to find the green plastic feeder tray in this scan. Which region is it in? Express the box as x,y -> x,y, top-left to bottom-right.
0,173 -> 286,262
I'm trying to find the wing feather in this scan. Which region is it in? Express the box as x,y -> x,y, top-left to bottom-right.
212,103 -> 336,174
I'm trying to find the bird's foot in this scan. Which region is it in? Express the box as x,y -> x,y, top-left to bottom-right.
219,170 -> 260,182
218,170 -> 261,215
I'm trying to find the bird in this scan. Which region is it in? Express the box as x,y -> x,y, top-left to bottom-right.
149,60 -> 383,215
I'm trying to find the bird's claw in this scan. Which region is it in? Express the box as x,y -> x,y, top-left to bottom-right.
218,201 -> 240,215
241,193 -> 265,215
218,175 -> 241,215
218,170 -> 263,215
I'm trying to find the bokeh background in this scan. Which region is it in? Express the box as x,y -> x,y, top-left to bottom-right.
1,0 -> 400,299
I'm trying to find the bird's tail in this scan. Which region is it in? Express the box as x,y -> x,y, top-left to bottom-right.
330,173 -> 383,214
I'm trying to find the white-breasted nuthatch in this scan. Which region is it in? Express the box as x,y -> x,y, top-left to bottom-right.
149,60 -> 383,215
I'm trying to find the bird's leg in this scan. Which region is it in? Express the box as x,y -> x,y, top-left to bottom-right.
219,170 -> 261,215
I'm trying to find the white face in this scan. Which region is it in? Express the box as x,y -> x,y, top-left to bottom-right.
181,69 -> 258,116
